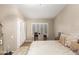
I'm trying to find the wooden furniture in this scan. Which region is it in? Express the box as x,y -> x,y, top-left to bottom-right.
34,32 -> 38,41
43,35 -> 47,40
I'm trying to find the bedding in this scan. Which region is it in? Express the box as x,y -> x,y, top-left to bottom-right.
27,41 -> 75,55
70,41 -> 79,51
64,35 -> 73,47
59,34 -> 66,45
58,33 -> 78,48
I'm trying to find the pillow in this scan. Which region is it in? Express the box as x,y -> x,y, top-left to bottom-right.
64,35 -> 78,48
70,41 -> 79,51
59,33 -> 79,47
64,35 -> 72,47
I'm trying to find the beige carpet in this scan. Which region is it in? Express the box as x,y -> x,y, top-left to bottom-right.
13,42 -> 31,55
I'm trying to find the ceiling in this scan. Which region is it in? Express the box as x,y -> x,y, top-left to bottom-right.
17,4 -> 66,19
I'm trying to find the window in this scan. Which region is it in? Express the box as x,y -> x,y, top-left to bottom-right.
31,23 -> 48,36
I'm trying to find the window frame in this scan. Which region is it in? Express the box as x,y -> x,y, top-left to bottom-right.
31,23 -> 48,37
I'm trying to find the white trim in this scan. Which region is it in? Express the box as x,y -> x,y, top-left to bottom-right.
17,18 -> 21,48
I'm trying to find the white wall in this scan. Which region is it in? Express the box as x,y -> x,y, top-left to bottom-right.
2,18 -> 17,51
2,18 -> 26,51
0,5 -> 26,52
54,5 -> 79,37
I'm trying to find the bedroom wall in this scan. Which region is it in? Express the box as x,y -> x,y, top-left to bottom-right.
2,18 -> 17,51
3,18 -> 26,52
26,18 -> 54,42
54,5 -> 79,38
0,5 -> 26,52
